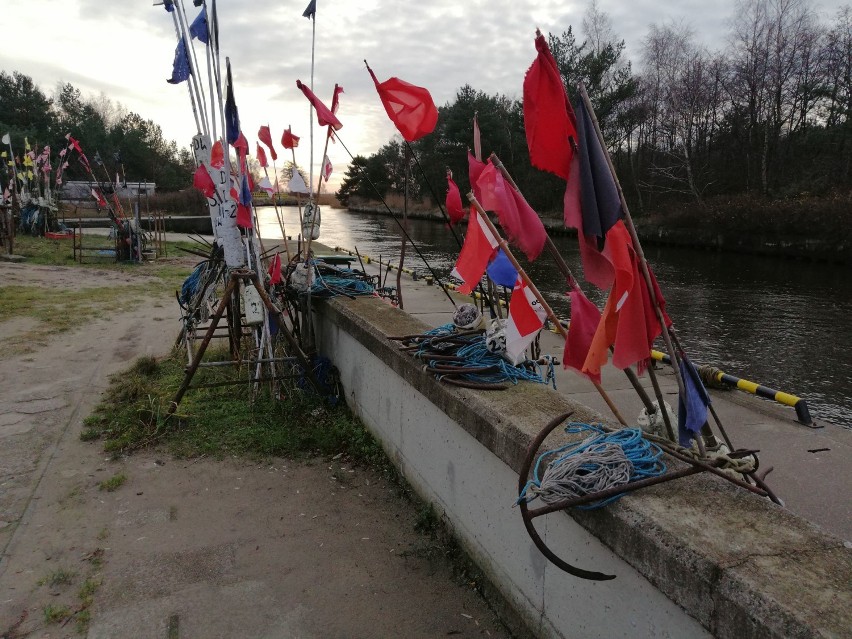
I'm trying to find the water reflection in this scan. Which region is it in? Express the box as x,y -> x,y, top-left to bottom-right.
258,205 -> 851,426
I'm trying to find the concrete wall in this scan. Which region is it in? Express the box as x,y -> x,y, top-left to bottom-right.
313,297 -> 850,639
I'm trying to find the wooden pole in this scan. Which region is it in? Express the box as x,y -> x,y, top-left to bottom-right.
467,192 -> 627,426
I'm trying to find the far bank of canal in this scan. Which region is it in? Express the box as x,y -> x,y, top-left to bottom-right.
257,205 -> 851,427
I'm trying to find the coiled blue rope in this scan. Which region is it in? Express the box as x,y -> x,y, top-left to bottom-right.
179,262 -> 208,308
518,422 -> 667,510
417,324 -> 546,385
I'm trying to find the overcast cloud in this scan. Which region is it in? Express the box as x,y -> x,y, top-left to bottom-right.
0,0 -> 840,185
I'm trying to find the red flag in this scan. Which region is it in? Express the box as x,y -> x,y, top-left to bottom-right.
367,64 -> 438,142
256,143 -> 268,168
281,126 -> 300,149
450,207 -> 499,294
66,134 -> 83,154
210,140 -> 224,168
296,80 -> 343,130
468,151 -> 486,202
233,131 -> 249,154
522,30 -> 577,180
268,253 -> 282,286
90,187 -> 107,208
445,171 -> 465,225
236,203 -> 253,228
505,277 -> 548,365
476,163 -> 546,262
192,164 -> 216,198
257,125 -> 277,161
331,83 -> 344,114
564,285 -> 603,384
581,221 -> 668,376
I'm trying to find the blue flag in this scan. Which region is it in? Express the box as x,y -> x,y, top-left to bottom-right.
239,173 -> 252,206
302,0 -> 316,19
163,0 -> 175,12
224,59 -> 240,144
166,36 -> 191,85
677,357 -> 711,446
486,249 -> 518,288
189,7 -> 209,44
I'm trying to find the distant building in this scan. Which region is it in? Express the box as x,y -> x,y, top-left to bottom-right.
59,180 -> 156,201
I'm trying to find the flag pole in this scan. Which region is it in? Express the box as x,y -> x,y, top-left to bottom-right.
286,128 -> 305,247
167,7 -> 203,135
467,191 -> 627,426
307,5 -> 317,203
488,152 -> 662,421
304,128 -> 331,261
176,0 -> 209,136
576,83 -> 688,402
265,124 -> 291,264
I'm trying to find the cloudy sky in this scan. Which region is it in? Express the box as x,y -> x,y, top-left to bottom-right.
0,0 -> 839,187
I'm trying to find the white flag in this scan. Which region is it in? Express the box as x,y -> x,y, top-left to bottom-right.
504,277 -> 548,365
322,154 -> 332,182
1,133 -> 9,145
288,170 -> 310,194
258,176 -> 274,195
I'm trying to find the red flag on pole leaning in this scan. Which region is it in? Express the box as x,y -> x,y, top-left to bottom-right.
445,171 -> 466,225
192,164 -> 216,198
210,140 -> 224,168
296,80 -> 343,130
468,151 -> 486,202
233,131 -> 249,154
268,253 -> 282,286
504,277 -> 548,365
476,162 -> 546,262
322,154 -> 333,182
523,30 -> 577,180
328,84 -> 345,141
256,142 -> 268,168
580,221 -> 670,376
450,207 -> 499,294
366,63 -> 438,142
90,187 -> 107,208
563,284 -> 602,384
281,126 -> 300,149
257,125 -> 277,161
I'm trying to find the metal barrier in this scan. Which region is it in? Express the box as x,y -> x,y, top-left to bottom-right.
650,351 -> 818,427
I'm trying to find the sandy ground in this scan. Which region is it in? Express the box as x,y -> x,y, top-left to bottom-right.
0,261 -> 511,638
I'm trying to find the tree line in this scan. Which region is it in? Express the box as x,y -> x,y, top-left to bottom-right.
338,0 -> 852,217
0,72 -> 193,191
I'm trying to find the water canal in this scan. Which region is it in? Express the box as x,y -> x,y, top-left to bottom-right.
257,205 -> 851,427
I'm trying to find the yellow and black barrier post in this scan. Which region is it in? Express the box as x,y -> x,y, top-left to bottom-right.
650,351 -> 818,428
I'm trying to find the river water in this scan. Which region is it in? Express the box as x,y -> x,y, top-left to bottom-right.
257,205 -> 851,427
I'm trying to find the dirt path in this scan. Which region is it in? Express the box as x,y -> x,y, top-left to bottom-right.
0,263 -> 510,638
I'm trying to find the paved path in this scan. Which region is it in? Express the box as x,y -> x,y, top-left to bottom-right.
0,257 -> 510,638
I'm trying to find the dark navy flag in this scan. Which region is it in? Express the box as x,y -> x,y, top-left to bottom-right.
486,249 -> 518,288
575,96 -> 622,249
189,7 -> 209,44
677,357 -> 711,447
224,59 -> 240,144
167,36 -> 192,85
302,0 -> 316,19
163,0 -> 175,12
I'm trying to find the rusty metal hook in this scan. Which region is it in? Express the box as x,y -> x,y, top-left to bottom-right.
517,411 -> 616,581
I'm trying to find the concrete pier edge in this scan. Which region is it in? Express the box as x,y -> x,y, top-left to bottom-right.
314,294 -> 850,639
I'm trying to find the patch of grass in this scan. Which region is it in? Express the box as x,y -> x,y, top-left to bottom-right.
98,473 -> 127,492
37,567 -> 76,588
42,604 -> 71,624
82,351 -> 397,471
96,527 -> 109,541
78,576 -> 100,606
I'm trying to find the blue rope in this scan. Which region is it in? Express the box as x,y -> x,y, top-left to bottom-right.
179,262 -> 208,308
417,324 -> 546,385
518,422 -> 667,510
309,269 -> 375,298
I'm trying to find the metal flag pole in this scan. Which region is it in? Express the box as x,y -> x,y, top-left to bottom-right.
176,0 -> 209,136
307,2 -> 317,203
466,191 -> 627,426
